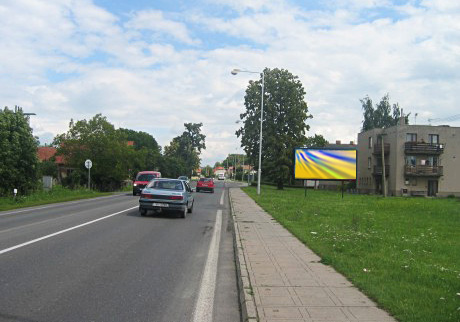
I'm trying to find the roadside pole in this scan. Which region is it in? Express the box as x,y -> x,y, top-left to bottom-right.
85,159 -> 92,190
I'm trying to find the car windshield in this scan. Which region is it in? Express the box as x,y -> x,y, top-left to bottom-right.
147,180 -> 184,191
136,173 -> 158,181
199,178 -> 212,182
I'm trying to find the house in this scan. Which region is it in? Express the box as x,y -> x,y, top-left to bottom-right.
36,146 -> 70,182
357,118 -> 460,197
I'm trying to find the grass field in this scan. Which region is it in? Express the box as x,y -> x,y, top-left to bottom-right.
0,186 -> 113,211
242,185 -> 460,322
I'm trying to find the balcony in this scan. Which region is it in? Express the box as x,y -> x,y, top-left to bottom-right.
404,165 -> 443,177
404,142 -> 444,155
373,143 -> 390,155
372,165 -> 390,176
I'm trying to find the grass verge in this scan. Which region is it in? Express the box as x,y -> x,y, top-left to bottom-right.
242,185 -> 460,322
0,186 -> 113,211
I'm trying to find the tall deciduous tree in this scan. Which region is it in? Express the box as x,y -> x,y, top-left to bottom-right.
54,114 -> 136,191
162,123 -> 206,178
0,106 -> 39,196
361,94 -> 408,131
304,134 -> 328,148
236,68 -> 312,189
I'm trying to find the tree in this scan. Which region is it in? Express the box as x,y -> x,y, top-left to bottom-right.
304,134 -> 328,148
162,123 -> 206,178
118,128 -> 161,178
236,68 -> 312,189
0,106 -> 39,196
54,114 -> 137,191
361,94 -> 409,131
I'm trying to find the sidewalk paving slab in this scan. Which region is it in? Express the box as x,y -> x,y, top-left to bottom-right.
230,188 -> 397,322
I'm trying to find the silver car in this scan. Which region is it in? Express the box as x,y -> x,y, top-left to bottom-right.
139,178 -> 194,218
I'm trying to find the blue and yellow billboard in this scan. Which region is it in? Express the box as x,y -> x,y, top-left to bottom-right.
294,148 -> 357,180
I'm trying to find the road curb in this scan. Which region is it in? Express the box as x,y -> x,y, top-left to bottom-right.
229,188 -> 259,322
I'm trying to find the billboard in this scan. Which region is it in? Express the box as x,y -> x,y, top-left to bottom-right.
294,148 -> 357,180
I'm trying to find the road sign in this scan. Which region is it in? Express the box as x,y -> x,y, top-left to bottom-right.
85,159 -> 92,169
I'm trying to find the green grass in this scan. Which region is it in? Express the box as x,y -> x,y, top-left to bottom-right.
0,186 -> 113,211
242,185 -> 460,322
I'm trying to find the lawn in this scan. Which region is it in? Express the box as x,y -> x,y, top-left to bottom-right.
242,185 -> 460,322
0,186 -> 113,211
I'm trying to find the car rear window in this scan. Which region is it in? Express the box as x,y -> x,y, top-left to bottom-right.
199,178 -> 212,182
148,180 -> 184,191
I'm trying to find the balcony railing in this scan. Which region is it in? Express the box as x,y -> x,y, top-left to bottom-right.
404,165 -> 443,176
372,165 -> 390,176
404,142 -> 444,154
373,143 -> 390,155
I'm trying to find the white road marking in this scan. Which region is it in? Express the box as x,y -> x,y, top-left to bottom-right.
219,189 -> 225,205
0,194 -> 122,217
0,206 -> 138,255
192,209 -> 222,322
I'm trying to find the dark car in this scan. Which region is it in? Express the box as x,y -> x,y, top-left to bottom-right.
133,171 -> 161,195
196,178 -> 215,193
139,179 -> 194,218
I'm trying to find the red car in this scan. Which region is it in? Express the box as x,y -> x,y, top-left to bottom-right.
196,178 -> 215,193
133,171 -> 161,195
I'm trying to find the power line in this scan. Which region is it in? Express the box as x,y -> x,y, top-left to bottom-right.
428,114 -> 460,124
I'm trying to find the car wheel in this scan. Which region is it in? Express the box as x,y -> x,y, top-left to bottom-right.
140,208 -> 147,216
211,189 -> 214,193
187,201 -> 194,213
180,207 -> 187,218
196,188 -> 200,193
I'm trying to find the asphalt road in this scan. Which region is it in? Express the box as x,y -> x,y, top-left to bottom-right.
0,180 -> 241,322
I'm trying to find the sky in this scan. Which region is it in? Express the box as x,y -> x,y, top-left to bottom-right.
1,0 -> 460,166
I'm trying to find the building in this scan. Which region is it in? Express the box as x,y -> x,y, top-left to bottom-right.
357,119 -> 460,197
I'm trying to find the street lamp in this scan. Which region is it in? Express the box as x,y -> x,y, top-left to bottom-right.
231,68 -> 265,195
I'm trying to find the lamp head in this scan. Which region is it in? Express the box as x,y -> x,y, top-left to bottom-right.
231,69 -> 240,75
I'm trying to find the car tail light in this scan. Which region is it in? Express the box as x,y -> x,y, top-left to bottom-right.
168,195 -> 183,200
141,193 -> 153,199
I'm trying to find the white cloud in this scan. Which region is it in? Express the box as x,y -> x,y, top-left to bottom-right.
1,0 -> 460,167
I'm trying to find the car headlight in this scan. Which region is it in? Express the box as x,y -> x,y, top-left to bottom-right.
133,184 -> 137,187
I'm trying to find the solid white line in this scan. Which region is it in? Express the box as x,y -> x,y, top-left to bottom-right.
0,206 -> 138,255
192,209 -> 222,322
219,189 -> 225,206
0,194 -> 122,217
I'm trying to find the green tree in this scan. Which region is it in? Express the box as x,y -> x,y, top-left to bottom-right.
304,134 -> 328,148
162,123 -> 206,178
53,114 -> 137,191
236,68 -> 312,189
118,128 -> 161,178
0,106 -> 39,196
361,94 -> 408,131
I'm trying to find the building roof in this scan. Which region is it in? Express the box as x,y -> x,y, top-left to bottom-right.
37,147 -> 65,164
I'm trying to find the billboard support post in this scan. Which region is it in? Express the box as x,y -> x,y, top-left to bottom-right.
341,181 -> 344,199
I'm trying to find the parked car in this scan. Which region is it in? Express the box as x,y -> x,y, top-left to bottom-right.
139,178 -> 194,218
133,171 -> 161,195
196,178 -> 215,193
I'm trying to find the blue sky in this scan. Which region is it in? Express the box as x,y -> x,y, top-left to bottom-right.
1,0 -> 459,166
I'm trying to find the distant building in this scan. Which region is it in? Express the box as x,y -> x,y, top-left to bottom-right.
357,119 -> 460,197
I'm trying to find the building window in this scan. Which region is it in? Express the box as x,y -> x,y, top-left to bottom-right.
428,134 -> 439,144
427,156 -> 438,166
405,156 -> 416,166
368,157 -> 371,169
368,137 -> 373,148
406,133 -> 417,142
411,178 -> 417,186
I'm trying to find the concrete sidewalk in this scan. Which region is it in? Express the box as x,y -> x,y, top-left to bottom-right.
230,188 -> 397,322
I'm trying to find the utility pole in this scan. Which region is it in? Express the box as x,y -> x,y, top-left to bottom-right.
241,154 -> 245,181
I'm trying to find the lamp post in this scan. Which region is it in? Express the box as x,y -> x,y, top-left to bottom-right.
231,68 -> 265,195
